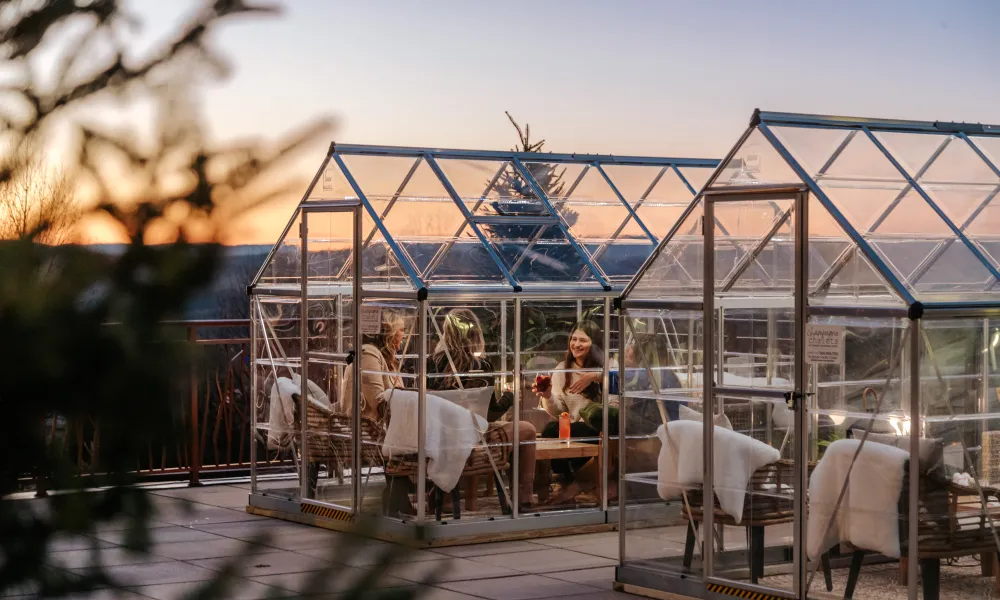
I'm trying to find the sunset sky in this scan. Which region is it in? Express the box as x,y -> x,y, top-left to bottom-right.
110,0 -> 1000,244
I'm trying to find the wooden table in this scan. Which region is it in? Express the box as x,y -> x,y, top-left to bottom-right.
461,438 -> 604,510
535,439 -> 602,461
534,438 -> 602,503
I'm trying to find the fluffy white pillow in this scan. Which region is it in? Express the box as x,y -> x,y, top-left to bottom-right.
677,404 -> 733,430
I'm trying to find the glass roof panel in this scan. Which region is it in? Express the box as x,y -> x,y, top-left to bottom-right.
337,155 -> 449,198
715,199 -> 795,297
406,239 -> 508,286
599,165 -> 670,201
913,241 -> 994,295
628,202 -> 703,299
519,161 -> 574,198
808,196 -> 904,306
965,194 -> 1000,238
628,117 -> 1000,307
969,137 -> 1000,172
590,240 -> 655,284
919,135 -> 998,185
262,146 -> 720,294
871,190 -> 955,237
814,130 -> 904,183
433,158 -> 511,199
372,196 -> 470,243
927,186 -> 995,227
870,131 -> 951,177
771,126 -> 853,176
308,159 -> 353,201
258,210 -> 302,292
360,209 -> 417,292
485,221 -> 601,286
710,128 -> 799,187
304,210 -> 354,289
676,166 -> 714,192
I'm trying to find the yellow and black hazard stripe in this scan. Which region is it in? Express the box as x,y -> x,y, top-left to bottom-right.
706,582 -> 785,600
300,502 -> 352,522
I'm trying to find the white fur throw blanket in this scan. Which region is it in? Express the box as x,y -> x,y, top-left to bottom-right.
266,376 -> 329,449
381,389 -> 488,493
807,438 -> 908,560
656,420 -> 780,523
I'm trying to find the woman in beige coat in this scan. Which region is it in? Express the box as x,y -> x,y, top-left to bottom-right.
339,308 -> 414,516
339,309 -> 406,420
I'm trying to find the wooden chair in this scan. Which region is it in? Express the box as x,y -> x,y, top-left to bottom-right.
293,395 -> 384,499
842,462 -> 1000,600
682,459 -> 829,590
378,401 -> 511,520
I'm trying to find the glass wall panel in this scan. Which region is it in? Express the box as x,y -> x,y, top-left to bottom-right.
355,299 -> 419,520
805,315 -> 912,599
251,295 -> 303,502
423,300 -> 515,521
620,308 -> 705,580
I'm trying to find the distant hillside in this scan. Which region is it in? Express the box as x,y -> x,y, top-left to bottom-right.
84,244 -> 271,321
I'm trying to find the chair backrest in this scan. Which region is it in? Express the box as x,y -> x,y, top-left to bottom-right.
429,387 -> 494,420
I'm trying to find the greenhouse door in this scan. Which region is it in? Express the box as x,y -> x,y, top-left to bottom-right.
700,186 -> 810,598
297,203 -> 362,516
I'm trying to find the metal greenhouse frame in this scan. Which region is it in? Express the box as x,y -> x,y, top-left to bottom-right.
247,142 -> 719,544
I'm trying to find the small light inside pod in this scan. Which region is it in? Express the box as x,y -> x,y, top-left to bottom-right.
889,416 -> 912,436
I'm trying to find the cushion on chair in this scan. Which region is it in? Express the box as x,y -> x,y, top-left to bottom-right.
678,404 -> 733,430
850,429 -> 943,473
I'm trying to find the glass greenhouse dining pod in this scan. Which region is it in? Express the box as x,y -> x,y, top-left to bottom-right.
615,111 -> 1000,600
246,142 -> 719,545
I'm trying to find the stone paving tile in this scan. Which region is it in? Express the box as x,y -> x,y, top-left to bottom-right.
50,534 -> 115,553
155,506 -> 266,527
131,579 -> 291,599
536,592 -> 634,600
250,567 -> 410,594
391,556 -> 519,583
152,486 -> 248,509
71,562 -> 217,587
530,532 -> 619,549
189,550 -> 334,577
48,547 -> 171,570
466,548 -> 616,575
151,537 -> 266,561
93,525 -> 220,546
560,540 -> 621,560
543,566 -> 616,590
406,588 -> 486,600
430,540 -> 548,558
63,589 -> 150,600
262,529 -> 352,552
438,574 -> 598,600
294,543 -> 447,566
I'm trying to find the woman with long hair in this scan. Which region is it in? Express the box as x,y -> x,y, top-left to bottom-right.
340,308 -> 406,420
427,308 -> 538,510
532,320 -> 609,503
339,307 -> 414,516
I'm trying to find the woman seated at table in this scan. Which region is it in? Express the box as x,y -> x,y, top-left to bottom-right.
427,308 -> 538,511
339,308 -> 414,515
532,320 -> 606,499
533,325 -> 682,503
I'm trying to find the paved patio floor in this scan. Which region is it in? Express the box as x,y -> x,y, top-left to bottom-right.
11,481 -> 632,600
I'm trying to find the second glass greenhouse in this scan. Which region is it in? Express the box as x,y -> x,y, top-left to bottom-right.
616,110 -> 1000,600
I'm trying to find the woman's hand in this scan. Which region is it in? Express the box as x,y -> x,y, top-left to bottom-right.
568,371 -> 601,394
531,381 -> 552,399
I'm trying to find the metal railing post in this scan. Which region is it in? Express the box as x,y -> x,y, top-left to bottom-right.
189,325 -> 202,486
